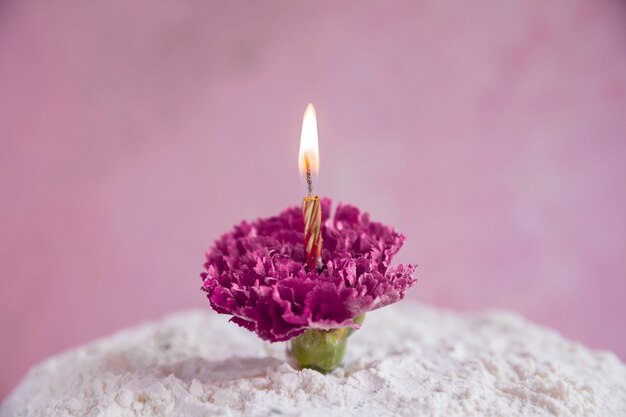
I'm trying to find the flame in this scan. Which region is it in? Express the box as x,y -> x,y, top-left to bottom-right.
298,103 -> 319,177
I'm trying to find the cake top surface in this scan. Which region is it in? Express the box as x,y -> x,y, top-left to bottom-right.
2,303 -> 625,417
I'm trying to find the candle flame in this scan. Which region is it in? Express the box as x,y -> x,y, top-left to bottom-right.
298,103 -> 319,179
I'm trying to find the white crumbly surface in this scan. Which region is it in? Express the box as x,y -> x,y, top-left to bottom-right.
3,304 -> 626,417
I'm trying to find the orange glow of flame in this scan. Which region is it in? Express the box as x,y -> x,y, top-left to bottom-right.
298,103 -> 319,177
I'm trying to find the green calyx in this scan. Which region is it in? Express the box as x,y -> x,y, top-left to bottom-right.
288,314 -> 365,374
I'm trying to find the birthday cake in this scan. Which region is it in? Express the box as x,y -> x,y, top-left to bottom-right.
3,303 -> 625,417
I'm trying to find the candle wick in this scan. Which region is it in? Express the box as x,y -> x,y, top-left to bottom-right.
304,153 -> 313,196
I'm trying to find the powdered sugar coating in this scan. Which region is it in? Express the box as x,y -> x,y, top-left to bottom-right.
3,304 -> 625,417
201,199 -> 416,342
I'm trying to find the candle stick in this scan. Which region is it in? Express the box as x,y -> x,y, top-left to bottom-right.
303,157 -> 322,270
299,104 -> 322,270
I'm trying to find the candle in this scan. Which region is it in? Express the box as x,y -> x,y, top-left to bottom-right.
299,103 -> 322,270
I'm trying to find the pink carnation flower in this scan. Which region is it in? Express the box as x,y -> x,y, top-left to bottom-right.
201,199 -> 417,342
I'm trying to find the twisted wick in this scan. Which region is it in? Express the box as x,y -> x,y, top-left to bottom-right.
304,153 -> 313,196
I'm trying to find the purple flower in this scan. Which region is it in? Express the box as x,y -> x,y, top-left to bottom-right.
201,199 -> 417,342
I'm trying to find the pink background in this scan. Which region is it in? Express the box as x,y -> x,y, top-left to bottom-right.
1,0 -> 626,399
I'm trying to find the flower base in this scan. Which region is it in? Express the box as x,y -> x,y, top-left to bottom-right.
288,315 -> 365,374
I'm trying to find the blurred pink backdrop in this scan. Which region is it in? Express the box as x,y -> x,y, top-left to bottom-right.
1,0 -> 626,399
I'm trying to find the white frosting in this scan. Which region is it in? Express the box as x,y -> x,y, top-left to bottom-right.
3,304 -> 625,416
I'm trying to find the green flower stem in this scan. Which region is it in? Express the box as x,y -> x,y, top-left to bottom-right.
288,315 -> 365,374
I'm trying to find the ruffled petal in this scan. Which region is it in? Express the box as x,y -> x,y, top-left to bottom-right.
200,199 -> 417,342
